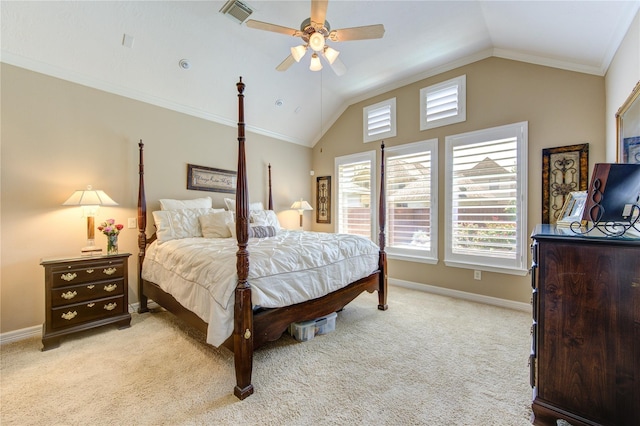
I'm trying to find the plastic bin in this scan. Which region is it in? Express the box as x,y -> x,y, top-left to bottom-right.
288,312 -> 337,342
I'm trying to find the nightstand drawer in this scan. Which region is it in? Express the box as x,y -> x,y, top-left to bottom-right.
50,278 -> 125,308
51,260 -> 125,288
50,295 -> 126,329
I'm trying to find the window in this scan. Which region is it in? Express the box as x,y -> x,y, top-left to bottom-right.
385,139 -> 438,263
444,122 -> 528,275
335,151 -> 376,240
363,98 -> 396,143
420,75 -> 466,130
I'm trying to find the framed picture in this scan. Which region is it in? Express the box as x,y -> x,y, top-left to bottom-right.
316,176 -> 331,223
556,191 -> 587,227
542,143 -> 589,224
187,164 -> 236,194
616,80 -> 640,163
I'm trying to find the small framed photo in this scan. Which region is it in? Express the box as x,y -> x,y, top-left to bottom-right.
187,164 -> 236,194
556,191 -> 587,227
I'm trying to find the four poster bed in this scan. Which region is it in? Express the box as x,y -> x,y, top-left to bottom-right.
136,78 -> 388,399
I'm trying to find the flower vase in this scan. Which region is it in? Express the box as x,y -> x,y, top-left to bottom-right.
107,234 -> 118,255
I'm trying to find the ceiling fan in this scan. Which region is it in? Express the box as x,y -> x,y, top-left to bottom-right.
245,0 -> 385,75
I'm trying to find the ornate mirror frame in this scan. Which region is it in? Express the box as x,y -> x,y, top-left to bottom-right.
616,80 -> 640,164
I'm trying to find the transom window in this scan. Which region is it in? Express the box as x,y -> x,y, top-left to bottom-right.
363,98 -> 396,143
420,75 -> 466,130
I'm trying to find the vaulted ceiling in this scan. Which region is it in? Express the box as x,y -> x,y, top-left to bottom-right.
2,1 -> 638,147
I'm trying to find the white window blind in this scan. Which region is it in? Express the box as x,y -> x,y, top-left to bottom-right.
386,139 -> 438,262
445,122 -> 528,275
335,151 -> 376,240
421,75 -> 466,130
363,98 -> 396,143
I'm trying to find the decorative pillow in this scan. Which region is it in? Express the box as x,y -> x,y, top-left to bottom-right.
248,225 -> 278,238
224,197 -> 264,213
160,197 -> 212,211
199,211 -> 234,238
227,223 -> 278,239
250,210 -> 281,229
153,208 -> 223,243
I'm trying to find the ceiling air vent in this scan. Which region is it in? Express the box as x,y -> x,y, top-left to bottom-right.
220,0 -> 253,24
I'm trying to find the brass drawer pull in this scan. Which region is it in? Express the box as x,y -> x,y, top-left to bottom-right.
103,284 -> 118,292
61,291 -> 77,300
87,285 -> 95,289
61,311 -> 77,320
103,267 -> 117,275
60,272 -> 77,282
86,269 -> 94,274
104,303 -> 117,311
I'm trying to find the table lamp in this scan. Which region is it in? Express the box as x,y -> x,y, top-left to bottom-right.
63,185 -> 118,255
291,198 -> 313,228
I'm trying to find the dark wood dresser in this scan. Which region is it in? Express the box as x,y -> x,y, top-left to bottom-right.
530,225 -> 639,425
41,253 -> 132,350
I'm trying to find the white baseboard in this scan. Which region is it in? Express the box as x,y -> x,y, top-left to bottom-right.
0,301 -> 160,346
389,278 -> 531,312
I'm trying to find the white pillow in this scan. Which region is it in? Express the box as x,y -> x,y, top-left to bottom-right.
153,208 -> 223,243
224,197 -> 264,213
250,210 -> 281,229
160,197 -> 212,211
199,211 -> 234,238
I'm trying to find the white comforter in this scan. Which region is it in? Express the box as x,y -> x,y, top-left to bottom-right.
141,230 -> 380,346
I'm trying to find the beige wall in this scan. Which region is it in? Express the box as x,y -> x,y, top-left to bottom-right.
0,63 -> 312,333
605,10 -> 640,162
311,57 -> 606,304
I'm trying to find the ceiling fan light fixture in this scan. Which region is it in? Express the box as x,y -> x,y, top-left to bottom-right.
323,46 -> 339,64
291,44 -> 307,62
308,32 -> 325,52
309,53 -> 322,71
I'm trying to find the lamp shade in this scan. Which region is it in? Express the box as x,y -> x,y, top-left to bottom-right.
291,199 -> 313,211
309,53 -> 322,71
323,46 -> 340,65
291,44 -> 307,62
62,185 -> 118,206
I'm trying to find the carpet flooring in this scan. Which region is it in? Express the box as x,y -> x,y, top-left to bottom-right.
1,285 -> 533,425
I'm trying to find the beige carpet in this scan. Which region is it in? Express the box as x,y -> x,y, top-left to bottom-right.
1,286 -> 533,425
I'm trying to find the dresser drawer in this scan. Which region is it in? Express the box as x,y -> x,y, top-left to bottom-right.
50,260 -> 125,288
50,278 -> 125,308
50,295 -> 126,329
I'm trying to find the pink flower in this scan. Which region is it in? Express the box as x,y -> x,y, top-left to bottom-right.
98,219 -> 123,236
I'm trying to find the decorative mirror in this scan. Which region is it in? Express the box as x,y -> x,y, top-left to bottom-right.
617,80 -> 640,163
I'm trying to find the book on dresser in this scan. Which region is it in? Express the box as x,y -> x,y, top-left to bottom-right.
40,253 -> 132,350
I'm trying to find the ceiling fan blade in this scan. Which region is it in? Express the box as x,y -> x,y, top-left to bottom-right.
329,24 -> 385,42
311,0 -> 328,26
276,54 -> 296,72
328,56 -> 346,76
246,19 -> 299,37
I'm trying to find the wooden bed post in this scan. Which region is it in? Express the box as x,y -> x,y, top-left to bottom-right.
268,163 -> 273,211
137,140 -> 149,314
233,77 -> 254,400
378,142 -> 388,311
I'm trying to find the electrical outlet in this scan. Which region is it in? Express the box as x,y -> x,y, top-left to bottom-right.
127,218 -> 137,229
474,270 -> 482,280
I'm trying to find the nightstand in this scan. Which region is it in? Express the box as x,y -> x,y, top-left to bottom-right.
40,253 -> 132,350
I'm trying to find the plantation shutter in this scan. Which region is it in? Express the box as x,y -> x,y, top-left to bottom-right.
386,146 -> 434,256
450,137 -> 518,259
363,98 -> 396,143
426,85 -> 459,123
337,159 -> 373,238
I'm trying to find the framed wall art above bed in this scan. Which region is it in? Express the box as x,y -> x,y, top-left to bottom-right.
187,164 -> 236,194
